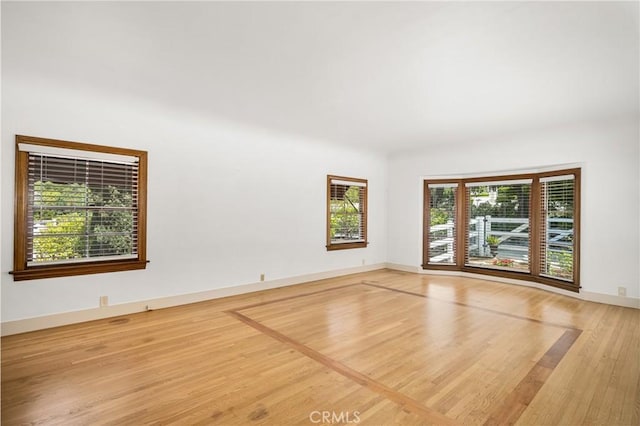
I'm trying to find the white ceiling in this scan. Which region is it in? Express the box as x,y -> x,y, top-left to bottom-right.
4,1 -> 639,153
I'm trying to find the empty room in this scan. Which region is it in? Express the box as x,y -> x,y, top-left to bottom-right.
1,1 -> 639,425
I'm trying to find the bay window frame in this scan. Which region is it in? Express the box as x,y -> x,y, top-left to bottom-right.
423,169 -> 580,292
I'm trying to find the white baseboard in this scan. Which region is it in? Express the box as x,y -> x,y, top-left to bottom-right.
580,291 -> 640,309
385,263 -> 640,309
1,263 -> 386,336
385,263 -> 422,273
4,262 -> 635,336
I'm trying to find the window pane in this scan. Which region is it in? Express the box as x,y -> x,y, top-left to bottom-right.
466,182 -> 531,272
330,184 -> 364,243
427,185 -> 457,264
27,154 -> 137,265
540,177 -> 574,280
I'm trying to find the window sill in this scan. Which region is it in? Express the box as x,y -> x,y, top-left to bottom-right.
10,259 -> 148,281
421,264 -> 580,293
326,241 -> 368,251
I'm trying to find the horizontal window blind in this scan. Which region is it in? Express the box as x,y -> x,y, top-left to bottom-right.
330,178 -> 367,187
540,174 -> 575,183
465,178 -> 533,187
428,183 -> 459,189
27,152 -> 139,265
19,142 -> 139,164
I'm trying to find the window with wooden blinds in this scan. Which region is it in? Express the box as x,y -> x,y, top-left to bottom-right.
11,135 -> 148,281
425,182 -> 458,265
465,179 -> 532,273
539,174 -> 576,282
326,175 -> 368,250
422,168 -> 580,292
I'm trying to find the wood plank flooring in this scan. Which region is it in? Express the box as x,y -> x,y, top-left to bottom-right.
2,270 -> 639,425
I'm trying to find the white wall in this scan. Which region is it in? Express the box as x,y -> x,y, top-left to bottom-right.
388,118 -> 640,299
2,2 -> 638,326
1,73 -> 387,323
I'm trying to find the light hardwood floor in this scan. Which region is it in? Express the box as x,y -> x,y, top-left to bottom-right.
2,270 -> 639,425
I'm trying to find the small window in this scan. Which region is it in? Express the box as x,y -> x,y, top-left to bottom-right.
326,175 -> 368,251
11,135 -> 148,280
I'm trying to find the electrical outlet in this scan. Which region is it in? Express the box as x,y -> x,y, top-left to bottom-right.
100,295 -> 108,307
362,259 -> 366,265
260,273 -> 265,282
618,287 -> 627,297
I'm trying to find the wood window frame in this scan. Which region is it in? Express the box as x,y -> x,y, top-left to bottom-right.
10,135 -> 148,281
423,169 -> 580,292
326,175 -> 368,251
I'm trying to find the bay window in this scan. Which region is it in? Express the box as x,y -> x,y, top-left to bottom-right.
423,169 -> 580,292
